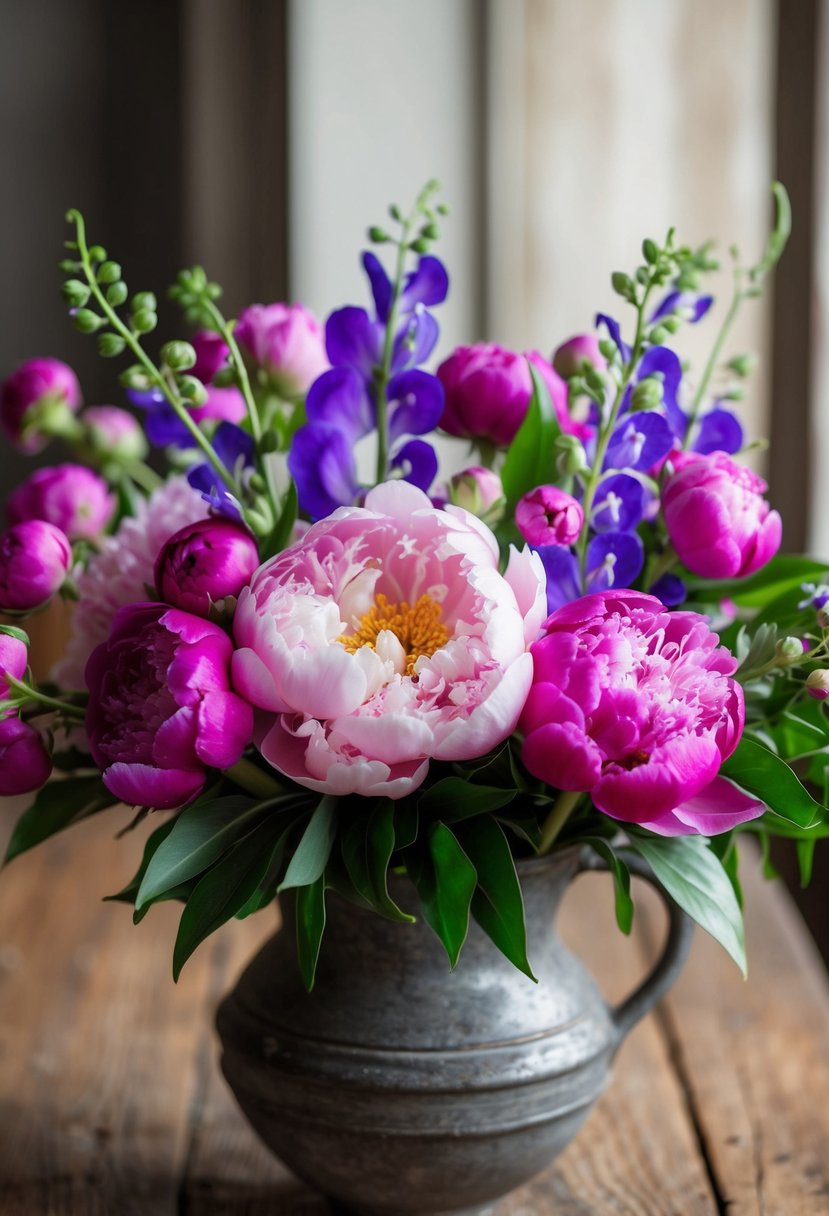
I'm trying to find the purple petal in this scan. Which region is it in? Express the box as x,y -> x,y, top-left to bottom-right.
636,347 -> 686,439
390,438 -> 438,493
649,572 -> 687,607
288,423 -> 361,520
399,255 -> 449,314
186,464 -> 244,520
693,407 -> 744,455
591,473 -> 645,533
536,545 -> 582,614
586,531 -> 644,592
595,313 -> 631,361
325,307 -> 382,376
212,421 -> 254,469
392,309 -> 439,373
127,387 -> 191,447
361,251 -> 393,321
606,410 -> 674,471
651,290 -> 714,324
306,366 -> 375,440
387,369 -> 445,443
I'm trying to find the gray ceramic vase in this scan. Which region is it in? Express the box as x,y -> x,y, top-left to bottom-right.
217,846 -> 693,1216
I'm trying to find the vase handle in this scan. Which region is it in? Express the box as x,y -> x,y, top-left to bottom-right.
578,850 -> 694,1047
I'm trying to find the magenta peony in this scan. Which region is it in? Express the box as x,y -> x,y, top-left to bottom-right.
520,590 -> 763,835
7,463 -> 115,541
232,480 -> 546,799
662,451 -> 782,578
0,357 -> 82,452
235,303 -> 328,396
515,485 -> 584,546
0,718 -> 51,795
0,633 -> 29,713
437,344 -> 576,447
0,520 -> 72,613
154,517 -> 260,617
85,603 -> 253,809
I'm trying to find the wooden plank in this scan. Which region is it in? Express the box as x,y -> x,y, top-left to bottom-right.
652,846 -> 829,1216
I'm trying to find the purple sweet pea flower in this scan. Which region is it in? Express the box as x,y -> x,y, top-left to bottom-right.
85,602 -> 253,809
0,718 -> 52,795
649,572 -> 687,607
187,422 -> 255,519
605,411 -> 675,472
651,289 -> 714,324
7,464 -> 115,541
537,531 -> 644,614
692,406 -> 744,455
590,473 -> 646,533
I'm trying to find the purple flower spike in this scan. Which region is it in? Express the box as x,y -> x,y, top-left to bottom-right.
325,307 -> 382,378
591,473 -> 645,533
307,366 -> 375,439
585,531 -> 644,594
537,545 -> 582,615
595,313 -> 631,362
632,347 -> 686,439
390,439 -> 438,493
288,424 -> 361,521
387,369 -> 445,443
605,410 -> 674,471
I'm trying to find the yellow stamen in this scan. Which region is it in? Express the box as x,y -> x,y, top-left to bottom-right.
339,592 -> 450,674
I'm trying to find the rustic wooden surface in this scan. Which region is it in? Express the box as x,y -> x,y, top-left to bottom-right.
1,800 -> 828,1215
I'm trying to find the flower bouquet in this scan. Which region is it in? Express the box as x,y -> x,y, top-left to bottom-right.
2,180 -> 827,1213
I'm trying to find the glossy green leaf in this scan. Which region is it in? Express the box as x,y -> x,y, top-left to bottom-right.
456,817 -> 536,980
581,837 -> 634,933
393,799 -> 419,850
105,817 -> 177,904
341,801 -> 414,922
278,795 -> 338,891
500,360 -> 561,511
295,875 -> 327,991
628,833 -> 747,975
720,737 -> 825,827
136,795 -> 263,909
406,823 -> 477,967
419,777 -> 516,823
4,776 -> 117,863
692,555 -> 829,609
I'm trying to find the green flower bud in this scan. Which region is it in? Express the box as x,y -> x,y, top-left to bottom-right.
132,308 -> 157,334
631,377 -> 663,411
554,433 -> 589,476
131,291 -> 157,313
73,308 -> 103,334
409,238 -> 431,254
249,472 -> 267,495
213,366 -> 237,388
106,281 -> 129,307
650,325 -> 669,345
420,222 -> 439,240
436,202 -> 450,216
775,636 -> 805,662
162,340 -> 197,371
62,279 -> 90,308
662,316 -> 681,334
611,271 -> 635,301
88,244 -> 107,263
727,353 -> 756,377
59,258 -> 79,273
98,333 -> 127,358
178,375 -> 208,405
642,238 -> 659,264
97,261 -> 122,284
368,226 -> 390,243
598,338 -> 617,362
118,364 -> 150,390
388,203 -> 403,221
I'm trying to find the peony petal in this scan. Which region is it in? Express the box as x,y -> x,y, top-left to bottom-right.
669,775 -> 765,834
195,691 -> 254,768
231,647 -> 292,713
522,720 -> 603,790
103,762 -> 205,810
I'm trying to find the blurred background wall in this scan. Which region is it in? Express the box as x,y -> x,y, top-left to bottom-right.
0,0 -> 826,943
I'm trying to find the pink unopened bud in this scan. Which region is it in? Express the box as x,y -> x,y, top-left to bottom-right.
0,521 -> 72,613
0,358 -> 82,452
552,334 -> 607,380
0,717 -> 51,795
448,466 -> 505,525
154,518 -> 260,617
0,633 -> 28,714
235,303 -> 329,397
515,485 -> 584,547
806,670 -> 829,700
82,405 -> 148,462
7,463 -> 115,541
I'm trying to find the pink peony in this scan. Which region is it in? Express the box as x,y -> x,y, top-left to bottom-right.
515,485 -> 584,546
232,481 -> 546,799
437,344 -> 581,447
0,718 -> 51,795
0,520 -> 72,613
85,603 -> 253,809
155,517 -> 260,617
0,357 -> 82,452
7,463 -> 115,541
446,466 -> 505,525
662,451 -> 782,579
235,303 -> 329,397
520,590 -> 764,836
55,476 -> 209,688
0,633 -> 29,713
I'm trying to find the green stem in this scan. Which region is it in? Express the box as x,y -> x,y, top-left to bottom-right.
683,264 -> 744,449
538,789 -> 584,854
5,675 -> 86,720
225,757 -> 286,798
68,211 -> 237,496
124,460 -> 163,494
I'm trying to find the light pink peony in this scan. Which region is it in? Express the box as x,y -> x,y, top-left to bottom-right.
7,463 -> 115,541
662,451 -> 782,579
55,477 -> 209,688
232,481 -> 546,799
0,358 -> 82,452
235,303 -> 329,397
520,590 -> 764,835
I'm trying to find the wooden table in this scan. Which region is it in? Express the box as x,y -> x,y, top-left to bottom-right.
1,800 -> 829,1216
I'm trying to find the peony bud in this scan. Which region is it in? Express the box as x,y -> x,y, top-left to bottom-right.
776,636 -> 805,663
447,466 -> 505,525
81,405 -> 148,462
0,358 -> 82,452
0,521 -> 72,613
7,464 -> 115,541
806,670 -> 829,700
235,303 -> 329,397
515,485 -> 584,547
154,518 -> 260,617
552,334 -> 607,380
0,632 -> 29,713
0,717 -> 51,795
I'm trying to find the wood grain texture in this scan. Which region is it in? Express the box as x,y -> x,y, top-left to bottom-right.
1,800 -> 828,1215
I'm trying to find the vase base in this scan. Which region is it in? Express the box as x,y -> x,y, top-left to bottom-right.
331,1205 -> 496,1216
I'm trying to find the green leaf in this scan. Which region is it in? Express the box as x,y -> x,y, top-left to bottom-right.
393,799 -> 419,850
136,795 -> 263,909
772,704 -> 829,761
500,360 -> 562,511
628,833 -> 747,975
0,624 -> 29,644
695,555 -> 828,610
105,818 -> 177,904
278,795 -> 338,891
796,837 -> 816,887
418,777 -> 516,823
4,776 -> 117,863
456,818 -> 536,980
172,818 -> 278,979
581,837 -> 634,933
341,801 -> 415,922
295,876 -> 327,991
720,737 -> 825,828
406,823 -> 477,967
266,478 -> 299,558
